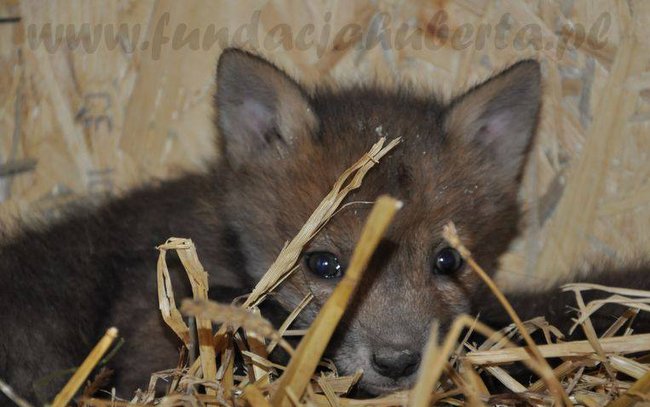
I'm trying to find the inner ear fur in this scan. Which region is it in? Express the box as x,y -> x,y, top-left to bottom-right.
445,60 -> 542,181
215,48 -> 318,165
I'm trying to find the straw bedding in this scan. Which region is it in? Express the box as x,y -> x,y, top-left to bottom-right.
3,139 -> 647,407
2,1 -> 650,405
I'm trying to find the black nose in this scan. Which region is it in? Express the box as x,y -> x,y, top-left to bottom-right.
371,349 -> 421,379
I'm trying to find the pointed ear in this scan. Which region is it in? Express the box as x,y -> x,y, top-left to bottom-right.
445,60 -> 542,181
215,49 -> 318,165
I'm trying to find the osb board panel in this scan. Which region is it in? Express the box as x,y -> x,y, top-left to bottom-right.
0,0 -> 649,289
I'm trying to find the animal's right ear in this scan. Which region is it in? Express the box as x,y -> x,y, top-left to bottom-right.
215,49 -> 318,166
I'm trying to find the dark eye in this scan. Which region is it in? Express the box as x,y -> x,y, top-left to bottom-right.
305,252 -> 343,279
433,247 -> 463,275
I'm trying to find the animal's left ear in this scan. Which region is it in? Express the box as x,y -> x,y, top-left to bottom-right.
445,60 -> 542,181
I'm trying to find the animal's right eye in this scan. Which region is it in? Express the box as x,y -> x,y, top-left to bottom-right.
305,252 -> 343,279
432,247 -> 463,275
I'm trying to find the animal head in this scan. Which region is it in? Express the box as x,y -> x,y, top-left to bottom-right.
213,49 -> 541,394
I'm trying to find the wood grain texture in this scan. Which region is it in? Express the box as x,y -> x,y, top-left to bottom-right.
0,0 -> 649,288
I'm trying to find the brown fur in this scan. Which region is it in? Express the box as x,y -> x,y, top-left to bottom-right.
0,49 -> 647,403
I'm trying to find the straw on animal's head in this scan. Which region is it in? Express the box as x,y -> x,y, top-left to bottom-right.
24,136 -> 649,407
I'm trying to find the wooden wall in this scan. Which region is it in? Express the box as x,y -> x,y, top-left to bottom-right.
1,0 -> 649,288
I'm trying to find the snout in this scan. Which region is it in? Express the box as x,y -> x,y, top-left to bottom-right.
371,348 -> 421,380
352,344 -> 423,395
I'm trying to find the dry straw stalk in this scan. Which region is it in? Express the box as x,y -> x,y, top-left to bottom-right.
270,195 -> 403,407
11,131 -> 647,406
51,327 -> 118,407
243,137 -> 402,309
443,222 -> 572,407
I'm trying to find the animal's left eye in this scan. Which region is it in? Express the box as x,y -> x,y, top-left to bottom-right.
433,247 -> 463,275
305,251 -> 343,279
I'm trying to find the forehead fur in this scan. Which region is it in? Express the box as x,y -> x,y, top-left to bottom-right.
217,85 -> 521,271
212,50 -> 540,391
304,86 -> 446,194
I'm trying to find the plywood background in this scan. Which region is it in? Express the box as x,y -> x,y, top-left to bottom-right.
1,0 -> 649,289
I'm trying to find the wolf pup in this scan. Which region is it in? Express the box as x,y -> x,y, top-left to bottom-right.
1,49 -> 648,403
